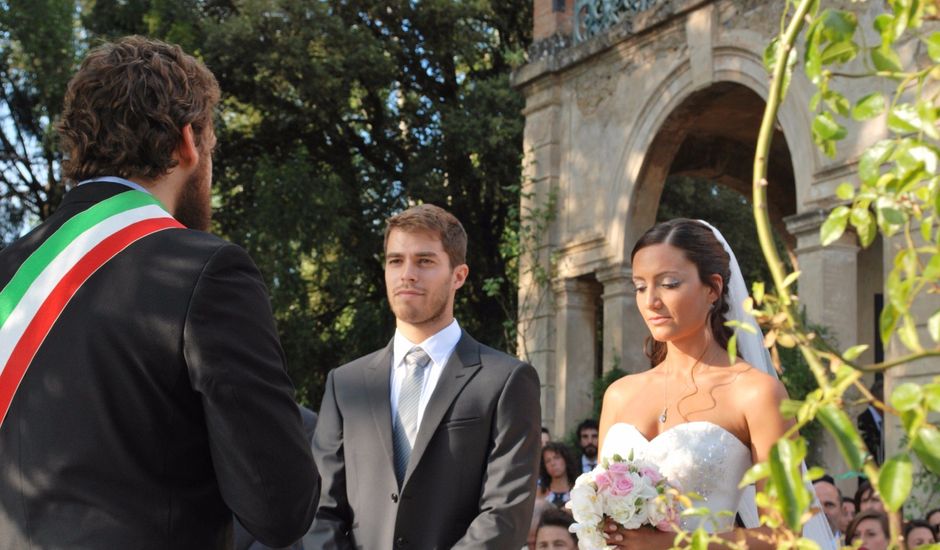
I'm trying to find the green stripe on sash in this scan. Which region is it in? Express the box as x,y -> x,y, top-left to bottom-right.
0,191 -> 166,330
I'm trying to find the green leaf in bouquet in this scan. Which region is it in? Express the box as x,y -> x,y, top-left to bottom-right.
878,453 -> 913,512
690,528 -> 709,550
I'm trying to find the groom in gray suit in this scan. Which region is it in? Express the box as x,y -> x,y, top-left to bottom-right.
310,204 -> 541,549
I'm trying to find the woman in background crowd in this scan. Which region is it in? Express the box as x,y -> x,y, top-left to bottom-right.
854,481 -> 886,514
539,442 -> 578,509
904,519 -> 937,548
846,510 -> 889,550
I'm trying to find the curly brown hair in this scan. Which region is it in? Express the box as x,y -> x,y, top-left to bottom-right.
57,35 -> 220,183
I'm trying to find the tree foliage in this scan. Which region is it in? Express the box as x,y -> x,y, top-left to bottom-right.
0,0 -> 532,406
0,0 -> 81,245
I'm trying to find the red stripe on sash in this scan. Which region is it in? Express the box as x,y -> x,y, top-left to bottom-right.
0,217 -> 182,424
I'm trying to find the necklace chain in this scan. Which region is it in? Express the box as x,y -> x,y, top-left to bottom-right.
660,346 -> 710,424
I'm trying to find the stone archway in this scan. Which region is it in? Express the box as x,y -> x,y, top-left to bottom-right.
514,1 -> 885,474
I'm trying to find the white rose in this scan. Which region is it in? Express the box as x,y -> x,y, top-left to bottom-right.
567,483 -> 603,525
568,523 -> 609,550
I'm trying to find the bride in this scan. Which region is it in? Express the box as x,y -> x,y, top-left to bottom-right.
597,219 -> 835,549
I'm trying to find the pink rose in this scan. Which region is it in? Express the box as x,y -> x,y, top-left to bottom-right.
656,519 -> 673,532
607,462 -> 629,478
594,471 -> 612,490
609,476 -> 635,496
640,467 -> 662,484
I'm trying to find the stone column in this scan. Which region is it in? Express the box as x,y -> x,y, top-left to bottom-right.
784,210 -> 860,359
553,278 -> 598,436
516,69 -> 563,433
785,209 -> 860,484
597,265 -> 649,375
533,0 -> 573,41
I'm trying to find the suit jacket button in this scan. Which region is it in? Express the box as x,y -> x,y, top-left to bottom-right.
395,536 -> 408,547
390,492 -> 399,503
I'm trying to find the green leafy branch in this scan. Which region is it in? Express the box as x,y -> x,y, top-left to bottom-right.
740,0 -> 940,547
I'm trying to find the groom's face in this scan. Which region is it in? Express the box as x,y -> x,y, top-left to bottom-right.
384,228 -> 468,337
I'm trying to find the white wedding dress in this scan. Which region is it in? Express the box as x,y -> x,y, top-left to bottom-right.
601,421 -> 753,533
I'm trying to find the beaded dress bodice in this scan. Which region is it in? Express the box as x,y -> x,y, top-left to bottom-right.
601,422 -> 752,533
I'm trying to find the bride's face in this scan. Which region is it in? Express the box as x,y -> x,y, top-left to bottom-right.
632,243 -> 718,344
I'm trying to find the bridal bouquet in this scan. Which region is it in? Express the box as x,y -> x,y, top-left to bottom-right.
566,452 -> 682,550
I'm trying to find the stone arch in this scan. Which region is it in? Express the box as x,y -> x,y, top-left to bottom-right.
615,43 -> 818,261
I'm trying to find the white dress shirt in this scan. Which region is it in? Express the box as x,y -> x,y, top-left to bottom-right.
390,319 -> 461,432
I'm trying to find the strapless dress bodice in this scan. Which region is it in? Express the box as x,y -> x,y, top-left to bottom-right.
601,421 -> 752,532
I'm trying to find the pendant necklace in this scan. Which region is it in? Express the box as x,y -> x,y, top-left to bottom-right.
660,347 -> 709,424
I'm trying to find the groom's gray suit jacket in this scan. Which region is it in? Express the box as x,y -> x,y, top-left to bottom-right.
309,331 -> 541,550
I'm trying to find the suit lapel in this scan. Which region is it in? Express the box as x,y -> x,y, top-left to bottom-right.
364,341 -> 396,475
403,332 -> 482,484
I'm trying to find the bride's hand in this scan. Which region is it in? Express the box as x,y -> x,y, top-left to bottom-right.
602,519 -> 674,549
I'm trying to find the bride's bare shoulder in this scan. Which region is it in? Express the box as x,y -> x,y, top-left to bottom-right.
603,369 -> 654,402
733,361 -> 788,402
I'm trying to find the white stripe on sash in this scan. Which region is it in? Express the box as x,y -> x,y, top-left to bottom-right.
0,205 -> 172,372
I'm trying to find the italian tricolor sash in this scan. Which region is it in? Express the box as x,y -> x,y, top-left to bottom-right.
0,190 -> 183,426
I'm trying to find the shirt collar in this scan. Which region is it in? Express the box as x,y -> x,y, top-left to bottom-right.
393,319 -> 461,369
78,176 -> 151,195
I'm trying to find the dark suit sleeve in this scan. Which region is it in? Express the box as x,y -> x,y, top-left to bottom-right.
184,243 -> 318,547
454,361 -> 541,549
307,369 -> 356,550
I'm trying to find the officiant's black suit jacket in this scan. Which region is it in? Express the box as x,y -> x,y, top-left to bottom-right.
310,332 -> 542,550
0,182 -> 318,549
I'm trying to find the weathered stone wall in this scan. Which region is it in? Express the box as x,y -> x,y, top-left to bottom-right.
515,0 -> 938,498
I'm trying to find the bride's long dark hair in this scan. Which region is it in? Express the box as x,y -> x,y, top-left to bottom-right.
630,218 -> 733,368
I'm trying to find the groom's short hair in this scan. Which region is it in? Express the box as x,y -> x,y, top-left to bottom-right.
384,203 -> 467,268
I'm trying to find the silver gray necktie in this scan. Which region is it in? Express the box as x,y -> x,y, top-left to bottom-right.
392,347 -> 431,485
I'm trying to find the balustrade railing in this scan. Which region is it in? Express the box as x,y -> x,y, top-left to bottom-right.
572,0 -> 660,42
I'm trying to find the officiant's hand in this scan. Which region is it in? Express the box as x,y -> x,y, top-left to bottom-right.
603,520 -> 674,549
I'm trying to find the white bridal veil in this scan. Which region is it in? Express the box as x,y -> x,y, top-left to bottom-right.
697,220 -> 837,550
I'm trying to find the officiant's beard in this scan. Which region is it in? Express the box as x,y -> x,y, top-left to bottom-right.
174,152 -> 211,231
582,444 -> 598,459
